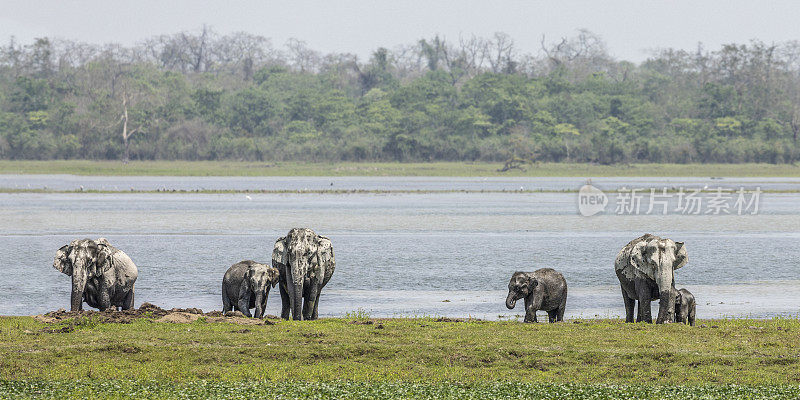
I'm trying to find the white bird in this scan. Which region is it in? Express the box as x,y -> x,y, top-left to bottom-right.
245,195 -> 252,200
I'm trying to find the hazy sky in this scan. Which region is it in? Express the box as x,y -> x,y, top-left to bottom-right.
2,0 -> 799,62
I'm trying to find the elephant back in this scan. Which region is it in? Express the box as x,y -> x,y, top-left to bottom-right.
107,249 -> 138,282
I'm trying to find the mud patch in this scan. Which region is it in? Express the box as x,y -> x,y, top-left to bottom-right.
40,325 -> 74,334
34,302 -> 279,326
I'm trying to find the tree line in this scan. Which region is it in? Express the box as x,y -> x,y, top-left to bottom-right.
1,27 -> 799,164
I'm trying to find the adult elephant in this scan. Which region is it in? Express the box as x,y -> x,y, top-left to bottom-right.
53,238 -> 138,312
271,228 -> 335,320
615,234 -> 687,324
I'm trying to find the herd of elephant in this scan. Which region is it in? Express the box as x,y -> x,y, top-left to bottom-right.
53,230 -> 696,325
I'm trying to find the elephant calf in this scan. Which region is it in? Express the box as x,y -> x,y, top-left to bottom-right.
505,268 -> 568,323
222,260 -> 279,319
674,288 -> 696,326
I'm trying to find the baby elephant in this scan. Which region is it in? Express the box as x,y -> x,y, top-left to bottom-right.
222,260 -> 279,318
674,288 -> 696,326
505,268 -> 568,323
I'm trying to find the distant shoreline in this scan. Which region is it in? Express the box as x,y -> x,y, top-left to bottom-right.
1,160 -> 800,177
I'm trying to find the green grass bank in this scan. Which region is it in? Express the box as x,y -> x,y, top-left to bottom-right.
1,316 -> 798,398
1,160 -> 800,177
1,317 -> 797,383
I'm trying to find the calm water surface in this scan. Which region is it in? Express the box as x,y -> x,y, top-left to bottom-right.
1,176 -> 798,319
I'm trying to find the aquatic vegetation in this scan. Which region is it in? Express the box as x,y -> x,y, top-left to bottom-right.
1,381 -> 799,400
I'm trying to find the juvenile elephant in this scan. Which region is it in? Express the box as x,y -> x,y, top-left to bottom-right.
53,238 -> 138,312
505,268 -> 568,323
272,228 -> 335,320
615,234 -> 688,324
222,260 -> 279,318
674,288 -> 696,326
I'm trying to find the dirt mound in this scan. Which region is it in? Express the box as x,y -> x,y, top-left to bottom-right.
156,312 -> 272,325
33,302 -> 278,326
434,317 -> 483,322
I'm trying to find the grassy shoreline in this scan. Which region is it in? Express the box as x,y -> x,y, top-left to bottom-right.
2,316 -> 798,398
1,160 -> 800,177
1,317 -> 798,384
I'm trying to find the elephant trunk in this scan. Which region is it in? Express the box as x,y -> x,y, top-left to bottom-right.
505,292 -> 517,309
70,267 -> 87,312
291,284 -> 303,320
253,292 -> 265,319
655,289 -> 676,324
288,252 -> 304,320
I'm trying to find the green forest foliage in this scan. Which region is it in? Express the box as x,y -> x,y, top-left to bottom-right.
1,29 -> 799,163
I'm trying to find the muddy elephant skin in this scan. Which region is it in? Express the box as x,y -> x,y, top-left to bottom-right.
505,268 -> 568,323
222,260 -> 279,319
615,233 -> 688,324
674,288 -> 696,326
53,238 -> 138,312
272,228 -> 335,320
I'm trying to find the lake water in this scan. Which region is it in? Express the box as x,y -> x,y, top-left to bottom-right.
1,175 -> 798,320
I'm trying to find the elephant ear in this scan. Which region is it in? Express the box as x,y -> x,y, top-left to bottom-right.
271,236 -> 287,271
528,276 -> 538,293
243,266 -> 253,286
94,240 -> 115,276
316,236 -> 335,276
239,267 -> 253,300
53,245 -> 72,275
673,241 -> 688,270
268,267 -> 280,288
628,238 -> 660,281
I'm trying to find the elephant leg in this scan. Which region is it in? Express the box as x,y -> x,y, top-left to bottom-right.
547,310 -> 557,323
556,305 -> 565,322
676,304 -> 687,324
222,289 -> 232,314
303,284 -> 319,321
523,297 -> 535,323
278,283 -> 291,320
122,289 -> 134,311
97,280 -> 112,311
621,285 -> 635,323
311,290 -> 322,320
688,307 -> 696,327
557,292 -> 567,322
237,287 -> 252,318
635,281 -> 652,323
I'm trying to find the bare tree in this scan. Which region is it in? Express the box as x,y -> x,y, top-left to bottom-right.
539,30 -> 613,81
485,32 -> 515,73
119,86 -> 140,163
286,38 -> 320,73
